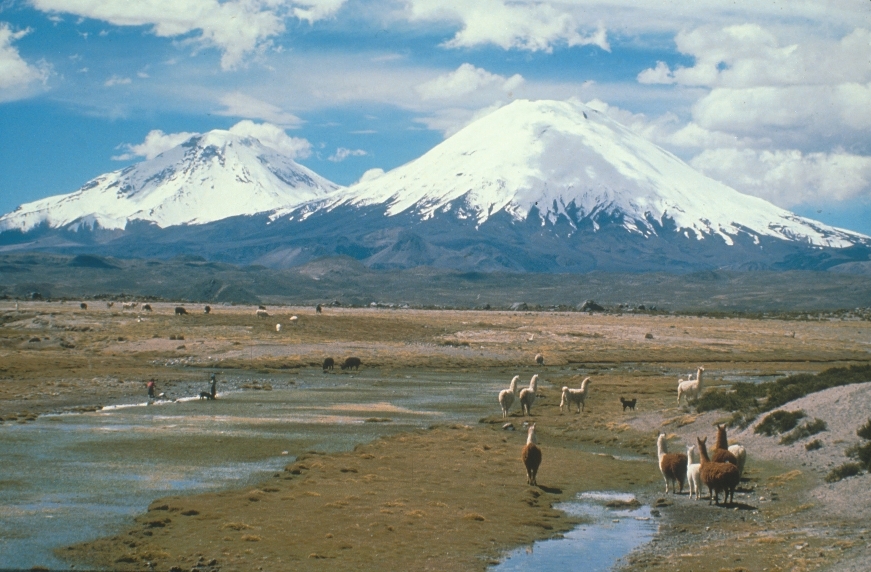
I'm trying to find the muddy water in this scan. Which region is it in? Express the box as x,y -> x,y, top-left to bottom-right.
0,368 -> 503,570
492,492 -> 658,571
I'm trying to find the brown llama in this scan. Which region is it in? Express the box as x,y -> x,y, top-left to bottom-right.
521,423 -> 542,486
657,433 -> 688,494
697,436 -> 740,506
712,424 -> 739,466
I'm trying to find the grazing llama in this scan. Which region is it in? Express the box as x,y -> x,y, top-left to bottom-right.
677,366 -> 705,405
712,424 -> 739,466
518,374 -> 539,416
559,378 -> 592,413
657,433 -> 688,494
521,423 -> 542,486
697,436 -> 739,506
534,353 -> 544,365
322,357 -> 335,372
498,375 -> 521,418
174,306 -> 188,315
686,445 -> 703,500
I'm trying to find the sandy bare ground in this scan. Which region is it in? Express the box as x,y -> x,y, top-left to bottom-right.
1,301 -> 870,571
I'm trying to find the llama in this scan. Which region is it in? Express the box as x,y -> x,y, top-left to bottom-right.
729,444 -> 747,479
80,302 -> 88,310
316,304 -> 322,314
518,374 -> 539,416
697,436 -> 739,506
141,303 -> 152,312
657,433 -> 688,494
255,309 -> 269,318
106,301 -> 114,308
521,423 -> 542,486
559,378 -> 592,413
322,357 -> 335,372
686,445 -> 703,500
275,324 -> 282,332
712,424 -> 739,467
620,397 -> 637,411
341,357 -> 362,370
290,315 -> 298,322
534,353 -> 544,365
677,366 -> 705,404
204,305 -> 211,314
122,302 -> 136,310
498,375 -> 521,418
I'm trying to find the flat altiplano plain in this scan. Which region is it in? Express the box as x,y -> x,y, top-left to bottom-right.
1,301 -> 870,571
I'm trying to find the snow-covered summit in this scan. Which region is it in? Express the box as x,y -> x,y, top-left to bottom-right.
0,129 -> 340,232
317,99 -> 865,248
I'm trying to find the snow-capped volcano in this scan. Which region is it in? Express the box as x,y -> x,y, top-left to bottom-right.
303,99 -> 864,249
0,129 -> 339,232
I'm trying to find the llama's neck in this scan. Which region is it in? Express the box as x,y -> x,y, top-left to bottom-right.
529,375 -> 538,392
581,378 -> 590,392
697,440 -> 710,464
687,445 -> 696,464
509,376 -> 519,394
657,435 -> 667,460
696,368 -> 704,384
526,426 -> 537,445
716,427 -> 729,450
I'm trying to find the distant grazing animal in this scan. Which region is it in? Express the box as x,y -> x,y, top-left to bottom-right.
657,433 -> 688,494
204,305 -> 211,314
175,306 -> 188,315
106,302 -> 114,308
697,436 -> 739,506
322,357 -> 335,372
560,378 -> 592,413
141,303 -> 152,311
498,375 -> 521,418
198,391 -> 215,400
258,305 -> 267,310
341,357 -> 362,370
620,397 -> 637,411
316,304 -> 322,314
518,374 -> 539,416
80,302 -> 88,310
122,302 -> 136,310
687,445 -> 703,500
677,366 -> 705,404
534,353 -> 544,365
290,315 -> 298,322
521,423 -> 542,486
712,424 -> 739,467
275,324 -> 282,332
256,309 -> 269,318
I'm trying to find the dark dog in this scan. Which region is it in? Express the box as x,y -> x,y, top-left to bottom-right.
620,397 -> 637,411
199,391 -> 215,400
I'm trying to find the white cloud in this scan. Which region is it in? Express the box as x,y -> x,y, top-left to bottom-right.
416,63 -> 524,100
228,120 -> 312,158
407,0 -> 609,52
416,101 -> 507,138
329,147 -> 367,162
690,148 -> 871,207
0,23 -> 51,101
112,129 -> 198,161
292,0 -> 347,24
357,168 -> 385,184
104,75 -> 132,87
217,92 -> 303,127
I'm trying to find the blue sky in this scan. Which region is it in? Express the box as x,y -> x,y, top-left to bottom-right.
1,0 -> 870,234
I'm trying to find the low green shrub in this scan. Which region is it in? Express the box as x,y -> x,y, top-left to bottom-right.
780,418 -> 827,445
856,418 -> 871,441
825,462 -> 863,483
755,410 -> 806,436
804,439 -> 823,451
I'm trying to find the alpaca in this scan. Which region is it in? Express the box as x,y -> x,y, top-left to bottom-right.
341,357 -> 362,370
677,366 -> 705,404
518,374 -> 539,416
686,445 -> 703,500
697,436 -> 739,506
521,423 -> 542,486
729,444 -> 747,479
141,304 -> 152,311
559,378 -> 592,413
712,424 -> 739,467
255,309 -> 269,318
657,434 -> 688,494
290,315 -> 298,322
620,397 -> 637,411
204,305 -> 211,314
323,357 -> 335,372
534,353 -> 544,365
275,324 -> 282,332
80,302 -> 87,310
498,375 -> 521,418
174,306 -> 188,315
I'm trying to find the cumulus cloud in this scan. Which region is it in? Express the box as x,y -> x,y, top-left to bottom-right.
292,0 -> 347,24
104,75 -> 131,87
217,92 -> 304,127
356,168 -> 385,184
416,101 -> 506,138
416,63 -> 523,100
112,129 -> 198,161
0,23 -> 51,101
690,148 -> 871,207
328,147 -> 367,162
408,0 -> 609,52
228,120 -> 312,158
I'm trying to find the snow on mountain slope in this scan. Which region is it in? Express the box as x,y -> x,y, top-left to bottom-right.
0,130 -> 340,232
306,99 -> 866,248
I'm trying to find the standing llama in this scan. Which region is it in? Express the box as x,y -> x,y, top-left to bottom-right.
518,374 -> 539,416
677,366 -> 705,405
498,375 -> 521,418
559,378 -> 592,413
686,444 -> 703,500
657,433 -> 688,494
521,423 -> 542,486
697,436 -> 740,506
713,424 -> 747,478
